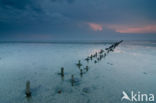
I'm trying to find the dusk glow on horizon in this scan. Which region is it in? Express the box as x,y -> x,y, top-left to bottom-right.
107,25 -> 156,34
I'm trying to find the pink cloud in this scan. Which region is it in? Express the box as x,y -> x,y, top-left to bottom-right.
88,23 -> 103,31
107,25 -> 156,33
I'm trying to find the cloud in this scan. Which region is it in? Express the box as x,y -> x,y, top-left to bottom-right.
0,0 -> 30,9
0,0 -> 156,40
51,0 -> 75,4
106,24 -> 156,33
88,23 -> 103,31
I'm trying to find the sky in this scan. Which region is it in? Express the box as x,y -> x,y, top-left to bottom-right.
0,0 -> 156,41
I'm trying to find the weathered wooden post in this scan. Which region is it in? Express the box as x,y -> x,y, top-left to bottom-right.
80,69 -> 83,77
71,75 -> 74,86
95,52 -> 97,57
94,60 -> 97,64
104,53 -> 106,57
61,67 -> 64,77
85,66 -> 89,71
77,60 -> 82,69
90,55 -> 93,60
25,80 -> 31,97
85,57 -> 89,62
97,57 -> 100,61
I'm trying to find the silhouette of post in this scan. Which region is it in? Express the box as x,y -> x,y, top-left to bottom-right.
77,60 -> 82,69
80,69 -> 83,77
71,75 -> 74,86
61,67 -> 64,77
25,80 -> 31,97
85,66 -> 89,71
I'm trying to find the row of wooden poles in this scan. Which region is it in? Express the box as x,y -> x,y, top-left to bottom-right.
25,40 -> 123,97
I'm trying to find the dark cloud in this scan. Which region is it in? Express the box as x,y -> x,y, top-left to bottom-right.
51,0 -> 75,4
0,0 -> 31,9
0,0 -> 156,40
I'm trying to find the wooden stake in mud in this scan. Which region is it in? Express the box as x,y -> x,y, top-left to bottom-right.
61,67 -> 64,77
90,55 -> 93,60
94,60 -> 97,64
80,69 -> 83,77
85,57 -> 89,62
95,52 -> 97,57
85,66 -> 89,71
71,75 -> 74,86
25,80 -> 31,97
77,60 -> 82,69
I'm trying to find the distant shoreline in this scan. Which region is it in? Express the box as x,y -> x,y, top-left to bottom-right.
0,40 -> 156,44
0,41 -> 117,44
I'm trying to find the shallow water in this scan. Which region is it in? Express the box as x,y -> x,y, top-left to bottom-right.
0,41 -> 156,103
